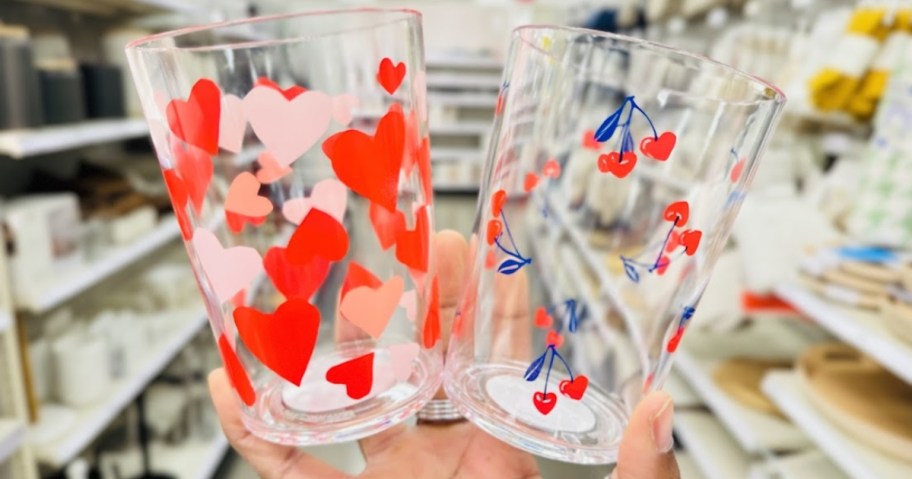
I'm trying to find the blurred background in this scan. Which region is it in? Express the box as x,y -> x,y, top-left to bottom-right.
0,0 -> 910,478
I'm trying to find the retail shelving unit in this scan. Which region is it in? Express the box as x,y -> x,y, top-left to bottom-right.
765,450 -> 849,479
0,420 -> 26,465
151,434 -> 230,479
0,119 -> 149,159
674,411 -> 753,479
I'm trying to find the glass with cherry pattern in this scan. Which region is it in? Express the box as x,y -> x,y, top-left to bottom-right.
126,9 -> 441,446
444,26 -> 785,464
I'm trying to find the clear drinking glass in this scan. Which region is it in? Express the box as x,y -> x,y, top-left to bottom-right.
125,9 -> 441,445
444,26 -> 785,464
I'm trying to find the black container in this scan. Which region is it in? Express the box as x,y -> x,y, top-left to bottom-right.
81,64 -> 125,118
0,36 -> 44,129
39,67 -> 87,124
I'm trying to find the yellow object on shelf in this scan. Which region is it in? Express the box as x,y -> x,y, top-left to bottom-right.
846,8 -> 889,39
809,69 -> 858,111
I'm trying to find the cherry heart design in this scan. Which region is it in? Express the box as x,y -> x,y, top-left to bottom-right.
663,201 -> 690,225
665,230 -> 682,253
423,276 -> 441,349
226,172 -> 273,218
485,249 -> 497,270
680,229 -> 702,256
264,246 -> 331,300
341,262 -> 382,298
524,173 -> 539,192
323,105 -> 405,212
162,169 -> 192,240
486,219 -> 502,246
256,151 -> 292,184
534,306 -> 553,329
559,375 -> 588,400
370,203 -> 406,251
491,189 -> 507,217
287,209 -> 349,265
234,298 -> 320,386
582,129 -> 601,151
255,77 -> 307,100
244,86 -> 333,167
172,139 -> 213,215
218,334 -> 256,406
340,276 -> 404,339
167,78 -> 221,154
656,254 -> 671,275
597,151 -> 637,178
390,343 -> 419,381
377,58 -> 406,95
533,391 -> 557,415
666,327 -> 685,353
395,206 -> 429,272
331,94 -> 359,125
192,229 -> 263,303
281,178 -> 347,225
326,352 -> 374,400
640,131 -> 677,161
495,92 -> 505,116
730,158 -> 746,183
546,330 -> 563,348
225,211 -> 267,234
543,158 -> 561,179
219,94 -> 246,153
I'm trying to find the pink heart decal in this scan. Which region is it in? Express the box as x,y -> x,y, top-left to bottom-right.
256,151 -> 292,184
331,94 -> 359,125
339,275 -> 404,339
243,86 -> 332,167
192,229 -> 263,303
281,178 -> 347,225
399,289 -> 417,322
226,172 -> 273,217
219,94 -> 246,153
389,342 -> 419,382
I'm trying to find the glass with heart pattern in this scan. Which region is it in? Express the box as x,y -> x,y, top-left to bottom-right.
125,9 -> 440,445
443,26 -> 785,464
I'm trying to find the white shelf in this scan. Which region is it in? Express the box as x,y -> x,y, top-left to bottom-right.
675,411 -> 753,479
767,450 -> 849,479
677,452 -> 708,479
665,370 -> 704,408
0,119 -> 148,159
426,53 -> 502,70
426,72 -> 502,90
430,147 -> 483,162
776,285 -> 912,385
762,371 -> 912,479
0,419 -> 25,464
32,306 -> 207,467
430,122 -> 491,136
15,219 -> 181,314
153,433 -> 229,479
428,92 -> 499,108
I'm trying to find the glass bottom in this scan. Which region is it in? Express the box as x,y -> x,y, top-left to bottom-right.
445,361 -> 627,464
242,340 -> 441,446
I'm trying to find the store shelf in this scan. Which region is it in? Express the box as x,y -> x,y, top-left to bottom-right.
762,371 -> 912,479
665,370 -> 704,409
674,411 -> 753,479
428,92 -> 499,108
426,53 -> 502,70
430,147 -> 483,162
32,305 -> 207,467
766,450 -> 849,479
776,285 -> 912,385
426,72 -> 502,90
676,452 -> 707,479
0,119 -> 148,159
153,433 -> 229,479
430,122 -> 491,136
0,419 -> 25,464
15,219 -> 181,314
433,184 -> 480,194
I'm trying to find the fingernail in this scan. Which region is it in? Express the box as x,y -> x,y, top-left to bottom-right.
651,397 -> 674,453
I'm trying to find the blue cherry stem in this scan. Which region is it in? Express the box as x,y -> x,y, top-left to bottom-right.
500,211 -> 524,258
630,98 -> 659,139
542,347 -> 557,394
494,237 -> 526,262
649,218 -> 679,272
551,348 -> 575,382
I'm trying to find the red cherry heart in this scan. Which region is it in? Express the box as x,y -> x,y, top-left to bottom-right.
546,330 -> 563,348
225,210 -> 268,234
495,92 -> 505,116
255,77 -> 307,100
582,129 -> 600,150
484,249 -> 497,270
486,219 -> 502,246
423,276 -> 441,349
264,246 -> 331,300
395,206 -> 430,272
533,391 -> 557,415
559,375 -> 588,400
730,158 -> 746,183
656,255 -> 671,275
640,131 -> 677,161
341,262 -> 383,298
543,158 -> 561,178
287,209 -> 349,265
234,298 -> 320,386
377,58 -> 406,95
172,141 -> 213,215
369,203 -> 406,251
663,201 -> 690,225
326,352 -> 374,400
167,78 -> 220,154
491,189 -> 507,217
524,173 -> 539,192
162,169 -> 192,240
597,151 -> 637,178
218,334 -> 255,406
534,306 -> 553,328
665,230 -> 681,253
680,229 -> 702,256
324,105 -> 405,212
666,327 -> 685,353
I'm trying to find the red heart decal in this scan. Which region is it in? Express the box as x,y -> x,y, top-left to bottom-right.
377,58 -> 406,95
680,230 -> 702,256
665,230 -> 682,253
264,246 -> 330,300
640,131 -> 677,161
543,158 -> 561,179
218,334 -> 255,406
486,219 -> 502,246
369,203 -> 406,251
597,151 -> 637,178
416,137 -> 433,204
395,206 -> 429,272
495,92 -> 505,116
730,158 -> 746,183
491,189 -> 507,217
255,77 -> 307,100
663,201 -> 690,225
326,352 -> 374,400
162,169 -> 192,240
167,78 -> 220,154
546,330 -> 563,348
559,375 -> 588,400
324,106 -> 405,212
234,298 -> 320,385
534,307 -> 553,329
524,173 -> 539,192
484,249 -> 497,270
582,129 -> 601,151
423,276 -> 441,349
341,262 -> 383,298
287,209 -> 349,265
533,391 -> 557,415
225,210 -> 268,234
666,327 -> 685,353
172,140 -> 213,215
656,255 -> 671,275
226,172 -> 273,217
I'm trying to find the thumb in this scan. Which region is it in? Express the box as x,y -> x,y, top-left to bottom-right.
613,391 -> 680,479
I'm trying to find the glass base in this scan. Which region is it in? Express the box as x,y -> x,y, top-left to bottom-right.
242,341 -> 441,446
445,361 -> 627,464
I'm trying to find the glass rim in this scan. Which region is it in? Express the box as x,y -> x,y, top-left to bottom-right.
125,7 -> 422,53
512,24 -> 786,104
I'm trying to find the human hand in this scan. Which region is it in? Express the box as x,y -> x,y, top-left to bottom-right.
208,230 -> 679,478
